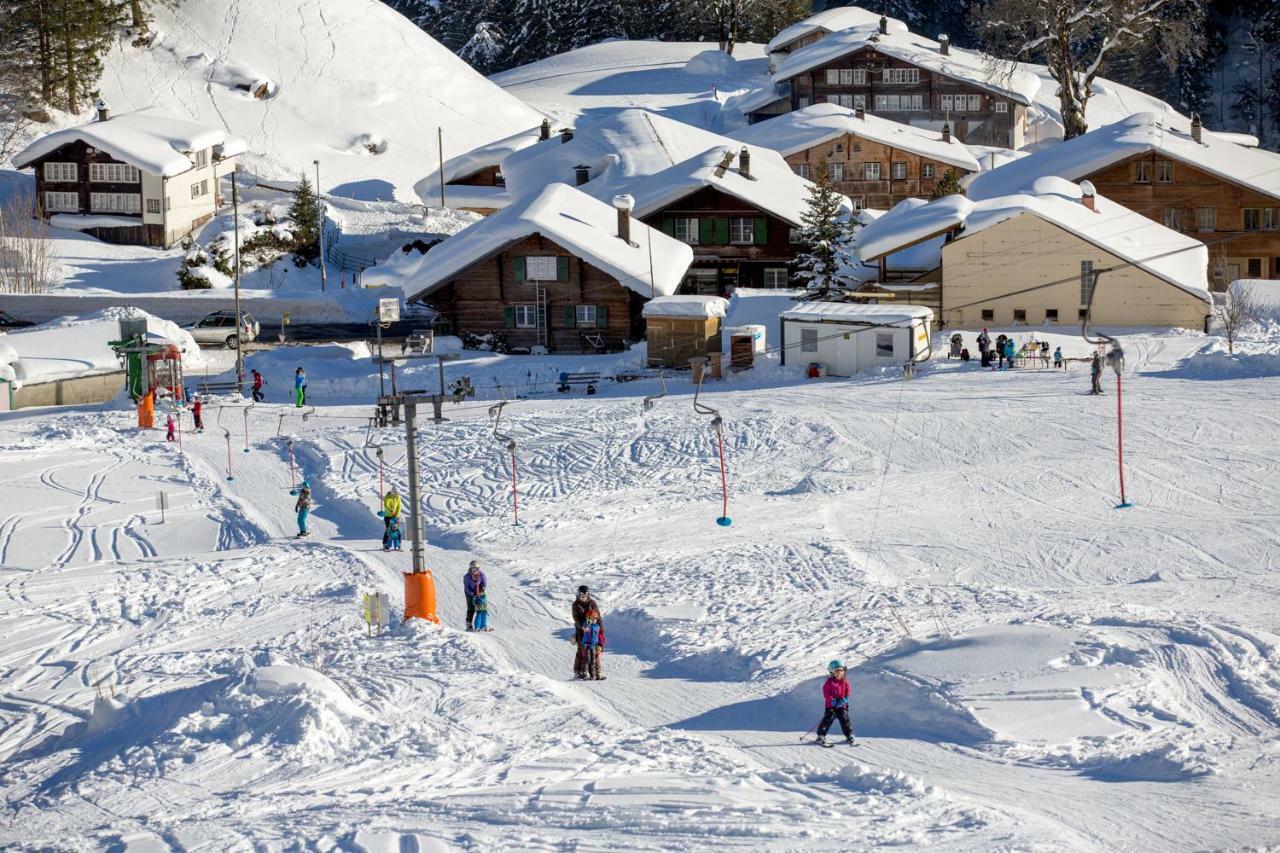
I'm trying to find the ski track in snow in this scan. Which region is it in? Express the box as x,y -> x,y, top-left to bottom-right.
1,334 -> 1279,848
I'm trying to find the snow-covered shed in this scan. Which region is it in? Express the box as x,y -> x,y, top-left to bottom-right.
728,103 -> 980,210
641,295 -> 730,368
860,177 -> 1212,329
13,104 -> 245,248
403,183 -> 692,353
779,302 -> 932,376
965,112 -> 1280,286
416,121 -> 555,214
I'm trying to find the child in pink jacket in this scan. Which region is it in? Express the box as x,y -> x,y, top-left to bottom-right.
816,660 -> 854,746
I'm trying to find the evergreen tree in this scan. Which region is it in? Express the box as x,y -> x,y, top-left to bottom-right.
794,162 -> 855,294
458,20 -> 508,75
930,168 -> 965,200
288,175 -> 322,266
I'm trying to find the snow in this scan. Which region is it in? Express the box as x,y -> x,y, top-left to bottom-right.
728,103 -> 981,173
13,107 -> 240,178
642,295 -> 729,319
780,301 -> 933,325
49,214 -> 154,231
774,24 -> 1041,106
432,126 -> 548,186
402,183 -> 693,302
767,7 -> 908,54
857,193 -> 972,262
968,112 -> 1280,203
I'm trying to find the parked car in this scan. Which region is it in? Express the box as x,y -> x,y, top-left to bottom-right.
184,311 -> 259,348
0,311 -> 34,332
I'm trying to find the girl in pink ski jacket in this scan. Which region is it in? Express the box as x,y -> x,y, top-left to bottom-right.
816,660 -> 854,745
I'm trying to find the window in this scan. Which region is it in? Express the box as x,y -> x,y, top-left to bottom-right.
981,309 -> 994,321
891,162 -> 907,180
788,227 -> 802,244
1244,209 -> 1261,230
922,164 -> 935,179
1156,160 -> 1173,183
995,101 -> 1008,113
1045,308 -> 1059,322
967,94 -> 982,111
763,268 -> 788,288
684,269 -> 720,294
837,94 -> 854,109
194,149 -> 208,168
940,94 -> 954,111
1080,260 -> 1095,305
875,332 -> 895,357
1196,208 -> 1216,232
1134,161 -> 1151,183
200,179 -> 209,196
826,69 -> 840,85
526,255 -> 559,280
801,327 -> 818,352
797,96 -> 811,108
851,197 -> 865,212
90,192 -> 141,214
43,191 -> 78,212
146,198 -> 162,214
852,94 -> 866,110
43,162 -> 77,182
864,162 -> 881,180
191,183 -> 201,199
1163,207 -> 1184,230
673,217 -> 699,244
1248,258 -> 1263,277
828,163 -> 845,181
882,68 -> 919,84
876,94 -> 901,111
1078,308 -> 1090,320
1266,208 -> 1279,230
791,164 -> 810,180
838,69 -> 853,85
835,143 -> 844,153
1013,309 -> 1027,322
89,163 -> 140,183
576,304 -> 598,326
514,305 -> 538,328
729,217 -> 754,244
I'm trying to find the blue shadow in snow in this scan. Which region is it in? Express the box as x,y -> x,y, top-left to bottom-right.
329,179 -> 397,202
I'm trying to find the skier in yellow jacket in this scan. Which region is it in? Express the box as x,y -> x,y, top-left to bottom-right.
382,487 -> 403,552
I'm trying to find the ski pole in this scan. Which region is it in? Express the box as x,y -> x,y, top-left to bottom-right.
799,717 -> 824,741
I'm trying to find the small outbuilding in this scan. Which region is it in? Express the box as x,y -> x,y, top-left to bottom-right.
779,302 -> 932,376
641,295 -> 729,367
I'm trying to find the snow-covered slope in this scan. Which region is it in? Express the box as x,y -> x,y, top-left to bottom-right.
54,0 -> 543,201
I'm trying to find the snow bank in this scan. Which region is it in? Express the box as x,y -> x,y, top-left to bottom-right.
683,50 -> 738,77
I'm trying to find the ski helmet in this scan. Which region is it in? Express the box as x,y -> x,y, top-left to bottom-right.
300,480 -> 310,489
828,659 -> 845,672
577,584 -> 589,594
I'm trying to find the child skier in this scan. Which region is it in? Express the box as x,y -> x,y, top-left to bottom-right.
382,487 -> 402,551
1053,346 -> 1063,369
815,660 -> 854,746
577,610 -> 606,680
192,397 -> 204,432
294,368 -> 307,407
251,369 -> 265,403
295,480 -> 312,538
165,413 -> 176,442
472,584 -> 491,631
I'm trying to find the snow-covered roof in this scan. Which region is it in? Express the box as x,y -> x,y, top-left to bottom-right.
642,295 -> 729,319
860,177 -> 1210,302
627,145 -> 842,228
728,103 -> 980,172
13,107 -> 245,177
774,25 -> 1040,106
966,112 -> 1280,203
432,126 -> 548,187
405,183 -> 693,302
767,7 -> 907,53
780,301 -> 933,325
733,84 -> 792,115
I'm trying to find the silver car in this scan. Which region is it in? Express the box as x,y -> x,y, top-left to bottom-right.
185,311 -> 260,348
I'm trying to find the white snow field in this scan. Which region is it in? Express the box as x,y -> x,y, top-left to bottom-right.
2,290 -> 1280,848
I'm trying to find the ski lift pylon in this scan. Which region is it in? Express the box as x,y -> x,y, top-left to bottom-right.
489,401 -> 520,525
691,364 -> 731,527
642,373 -> 668,413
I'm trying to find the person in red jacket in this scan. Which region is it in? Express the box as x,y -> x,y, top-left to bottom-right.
192,397 -> 204,432
816,660 -> 854,746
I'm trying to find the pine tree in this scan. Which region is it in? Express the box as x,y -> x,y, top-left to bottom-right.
288,175 -> 322,266
794,162 -> 855,295
506,0 -> 567,68
459,20 -> 507,74
930,168 -> 966,200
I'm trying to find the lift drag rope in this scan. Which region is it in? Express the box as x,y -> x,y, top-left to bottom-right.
692,371 -> 731,527
489,401 -> 520,526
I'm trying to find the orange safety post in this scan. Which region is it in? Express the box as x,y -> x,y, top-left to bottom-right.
138,391 -> 155,429
403,570 -> 439,622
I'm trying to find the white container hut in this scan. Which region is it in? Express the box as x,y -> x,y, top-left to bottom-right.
779,302 -> 933,376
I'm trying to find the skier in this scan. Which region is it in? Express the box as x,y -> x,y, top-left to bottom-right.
994,334 -> 1008,369
815,660 -> 855,746
1040,340 -> 1051,367
294,480 -> 312,538
1053,346 -> 1064,369
948,333 -> 963,359
251,369 -> 265,403
382,486 -> 402,551
294,367 -> 307,408
1004,338 -> 1017,369
463,561 -> 487,631
165,413 -> 176,442
192,396 -> 204,432
471,583 -> 491,632
577,609 -> 606,680
977,328 -> 991,367
572,585 -> 601,644
1089,351 -> 1104,395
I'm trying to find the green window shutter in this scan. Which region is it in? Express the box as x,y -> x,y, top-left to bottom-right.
557,256 -> 569,281
661,216 -> 675,236
563,305 -> 577,328
514,256 -> 526,282
715,218 -> 730,244
699,218 -> 714,245
503,306 -> 516,328
753,217 -> 768,245
596,305 -> 608,328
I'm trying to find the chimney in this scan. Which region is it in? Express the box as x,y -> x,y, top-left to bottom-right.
738,146 -> 751,180
539,118 -> 551,141
613,194 -> 635,244
941,121 -> 951,143
1079,179 -> 1097,212
560,127 -> 574,144
95,98 -> 110,122
1191,112 -> 1203,144
879,14 -> 888,34
574,164 -> 590,185
939,34 -> 950,55
855,106 -> 865,120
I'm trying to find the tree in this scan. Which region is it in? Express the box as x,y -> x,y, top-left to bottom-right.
973,0 -> 1204,138
458,20 -> 508,75
930,168 -> 966,200
288,175 -> 322,266
1215,280 -> 1261,354
794,162 -> 855,295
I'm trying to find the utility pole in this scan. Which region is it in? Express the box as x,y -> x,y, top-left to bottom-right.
314,159 -> 327,292
231,170 -> 244,395
437,126 -> 446,209
402,399 -> 425,574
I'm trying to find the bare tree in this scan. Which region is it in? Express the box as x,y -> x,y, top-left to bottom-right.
0,190 -> 59,294
974,0 -> 1203,138
1215,279 -> 1261,354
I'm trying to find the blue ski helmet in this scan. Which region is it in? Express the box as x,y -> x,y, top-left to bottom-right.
828,659 -> 845,672
300,480 -> 310,489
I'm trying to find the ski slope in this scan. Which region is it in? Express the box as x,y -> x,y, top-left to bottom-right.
2,298 -> 1280,847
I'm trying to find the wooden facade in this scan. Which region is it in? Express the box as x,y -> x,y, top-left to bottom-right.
1077,152 -> 1280,287
423,234 -> 646,353
449,165 -> 505,188
644,315 -> 723,368
28,139 -> 167,246
642,186 -> 798,294
782,46 -> 1027,148
781,131 -> 974,210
